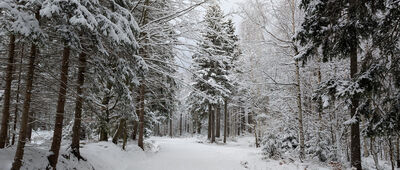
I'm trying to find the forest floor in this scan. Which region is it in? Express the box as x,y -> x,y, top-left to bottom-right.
82,136 -> 329,170
0,131 -> 394,170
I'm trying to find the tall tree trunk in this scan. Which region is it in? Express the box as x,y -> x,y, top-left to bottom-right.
179,114 -> 182,136
241,109 -> 245,134
197,114 -> 201,134
362,117 -> 369,157
137,0 -> 149,150
122,122 -> 127,150
48,44 -> 71,169
317,61 -> 323,143
132,120 -> 138,140
223,99 -> 228,143
0,34 -> 16,148
11,39 -> 38,170
12,46 -> 24,146
237,113 -> 240,136
254,120 -> 259,147
138,82 -> 145,150
248,112 -> 253,133
208,104 -> 214,143
70,52 -> 87,160
216,104 -> 220,138
397,137 -> 400,168
348,0 -> 362,169
388,137 -> 395,170
211,104 -> 215,143
295,60 -> 305,161
169,113 -> 172,137
208,109 -> 211,139
349,33 -> 362,170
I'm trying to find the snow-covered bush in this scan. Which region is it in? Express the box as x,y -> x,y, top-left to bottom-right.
261,134 -> 281,160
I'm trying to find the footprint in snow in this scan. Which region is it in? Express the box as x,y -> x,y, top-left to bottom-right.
240,161 -> 249,169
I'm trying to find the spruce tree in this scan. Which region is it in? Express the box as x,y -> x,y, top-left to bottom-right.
296,0 -> 388,169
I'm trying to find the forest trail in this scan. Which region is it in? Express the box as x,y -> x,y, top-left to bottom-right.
81,136 -> 303,170
129,137 -> 265,170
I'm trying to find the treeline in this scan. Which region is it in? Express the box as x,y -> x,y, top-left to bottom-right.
0,0 -> 204,169
234,0 -> 400,170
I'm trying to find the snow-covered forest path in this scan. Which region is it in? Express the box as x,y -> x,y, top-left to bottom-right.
130,137 -> 265,170
82,137 -> 303,170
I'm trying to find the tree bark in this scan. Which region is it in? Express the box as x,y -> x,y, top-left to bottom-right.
248,112 -> 253,133
48,44 -> 71,169
137,0 -> 149,150
208,109 -> 211,139
211,104 -> 215,143
295,60 -> 305,161
208,104 -> 215,143
216,104 -> 220,138
197,115 -> 201,134
224,99 -> 228,143
241,109 -> 245,134
179,114 -> 182,136
397,137 -> 400,168
169,113 -> 172,137
11,39 -> 37,170
70,52 -> 87,159
317,61 -> 323,143
389,137 -> 395,170
12,45 -> 24,146
138,82 -> 145,150
348,0 -> 362,169
122,122 -> 127,150
132,120 -> 138,140
0,34 -> 16,148
349,33 -> 362,170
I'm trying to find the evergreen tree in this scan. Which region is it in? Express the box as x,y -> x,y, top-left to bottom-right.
296,0 -> 396,169
191,4 -> 231,143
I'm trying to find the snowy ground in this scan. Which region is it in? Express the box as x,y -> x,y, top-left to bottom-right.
82,136 -> 328,170
0,132 -> 394,170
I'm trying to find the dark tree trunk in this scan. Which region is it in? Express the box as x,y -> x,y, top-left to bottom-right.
248,112 -> 253,133
169,113 -> 172,137
349,29 -> 362,170
11,39 -> 37,170
0,34 -> 16,148
137,0 -> 149,151
211,104 -> 215,143
179,114 -> 182,136
132,120 -> 138,140
99,122 -> 108,141
48,45 -> 71,169
12,46 -> 24,146
197,117 -> 201,134
187,115 -> 190,133
241,110 -> 245,134
237,113 -> 240,136
138,82 -> 145,150
397,137 -> 400,168
70,52 -> 87,160
224,99 -> 228,143
216,105 -> 220,138
389,137 -> 395,170
208,110 -> 211,139
349,0 -> 362,169
122,122 -> 127,150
